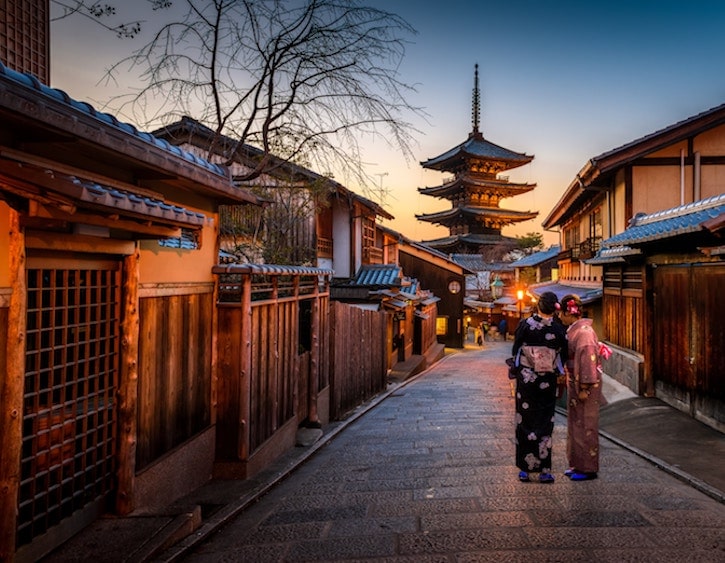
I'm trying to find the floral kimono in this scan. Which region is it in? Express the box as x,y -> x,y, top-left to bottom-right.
565,318 -> 602,474
512,314 -> 567,475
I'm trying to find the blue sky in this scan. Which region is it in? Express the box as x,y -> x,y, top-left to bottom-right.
50,1 -> 725,246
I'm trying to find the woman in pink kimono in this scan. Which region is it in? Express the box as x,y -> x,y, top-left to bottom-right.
559,294 -> 601,481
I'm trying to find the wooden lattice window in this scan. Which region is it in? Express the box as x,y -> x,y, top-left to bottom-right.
18,261 -> 120,547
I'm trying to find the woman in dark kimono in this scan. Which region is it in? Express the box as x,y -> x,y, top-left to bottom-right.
511,291 -> 567,483
559,294 -> 602,481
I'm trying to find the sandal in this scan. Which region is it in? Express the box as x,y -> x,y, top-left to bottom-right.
539,472 -> 555,483
518,471 -> 530,482
569,471 -> 597,481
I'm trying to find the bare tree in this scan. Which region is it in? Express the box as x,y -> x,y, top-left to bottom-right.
50,0 -> 171,38
106,0 -> 423,191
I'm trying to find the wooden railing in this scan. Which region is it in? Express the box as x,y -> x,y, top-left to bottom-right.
578,236 -> 602,260
363,245 -> 384,264
317,236 -> 333,258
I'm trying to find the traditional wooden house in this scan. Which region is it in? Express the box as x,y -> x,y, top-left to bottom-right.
589,195 -> 725,431
382,228 -> 470,349
0,60 -> 262,560
152,116 -> 394,276
542,102 -> 725,430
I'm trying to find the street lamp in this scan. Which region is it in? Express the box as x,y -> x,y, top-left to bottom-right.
516,289 -> 524,319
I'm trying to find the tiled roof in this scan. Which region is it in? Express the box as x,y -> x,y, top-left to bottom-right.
422,132 -> 533,171
0,62 -> 226,178
449,254 -> 516,273
416,206 -> 538,224
213,263 -> 334,276
511,246 -> 560,267
602,194 -> 725,247
529,282 -> 602,305
74,177 -> 207,225
585,246 -> 642,265
352,264 -> 402,287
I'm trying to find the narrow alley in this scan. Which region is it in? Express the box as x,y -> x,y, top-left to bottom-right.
158,341 -> 725,562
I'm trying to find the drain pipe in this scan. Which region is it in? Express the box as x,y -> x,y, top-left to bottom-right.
694,151 -> 701,201
680,148 -> 685,206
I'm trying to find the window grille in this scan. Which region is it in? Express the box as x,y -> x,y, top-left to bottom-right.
18,265 -> 120,546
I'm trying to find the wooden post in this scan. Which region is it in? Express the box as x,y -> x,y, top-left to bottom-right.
238,274 -> 252,461
308,277 -> 320,424
0,209 -> 25,560
115,245 -> 140,515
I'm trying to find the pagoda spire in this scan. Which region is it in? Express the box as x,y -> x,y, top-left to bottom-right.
472,64 -> 480,135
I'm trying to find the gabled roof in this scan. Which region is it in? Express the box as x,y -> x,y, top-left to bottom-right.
544,101 -> 725,229
511,245 -> 561,268
154,116 -> 394,220
375,223 -> 474,275
421,132 -> 533,172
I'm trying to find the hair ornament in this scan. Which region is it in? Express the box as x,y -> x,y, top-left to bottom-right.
565,299 -> 580,316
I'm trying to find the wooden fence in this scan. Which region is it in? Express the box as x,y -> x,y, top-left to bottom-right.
213,265 -> 390,475
329,300 -> 389,420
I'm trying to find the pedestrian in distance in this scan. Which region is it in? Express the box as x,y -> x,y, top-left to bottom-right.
511,291 -> 567,483
498,317 -> 508,341
559,294 -> 603,481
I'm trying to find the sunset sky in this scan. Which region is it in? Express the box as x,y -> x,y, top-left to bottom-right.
50,0 -> 725,247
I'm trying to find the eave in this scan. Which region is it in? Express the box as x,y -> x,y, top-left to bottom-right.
421,132 -> 533,173
0,63 -> 259,206
416,206 -> 538,226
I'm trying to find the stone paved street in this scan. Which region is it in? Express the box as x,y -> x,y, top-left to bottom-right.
178,342 -> 725,562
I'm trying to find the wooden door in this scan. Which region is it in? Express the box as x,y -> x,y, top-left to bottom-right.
653,263 -> 724,405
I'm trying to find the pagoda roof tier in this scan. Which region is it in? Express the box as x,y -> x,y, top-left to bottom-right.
416,206 -> 538,227
418,176 -> 536,199
420,233 -> 519,251
421,131 -> 533,173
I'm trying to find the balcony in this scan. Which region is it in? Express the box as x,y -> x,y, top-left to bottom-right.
317,236 -> 333,258
578,237 -> 602,260
557,248 -> 579,262
363,246 -> 384,265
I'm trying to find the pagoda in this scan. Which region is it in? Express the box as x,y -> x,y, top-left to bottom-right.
416,65 -> 538,254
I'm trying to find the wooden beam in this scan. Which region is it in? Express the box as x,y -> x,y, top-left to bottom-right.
116,246 -> 141,514
0,209 -> 26,560
28,202 -> 183,238
25,231 -> 137,255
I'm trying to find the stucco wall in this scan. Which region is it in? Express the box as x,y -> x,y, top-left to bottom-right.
632,166 -> 686,214
139,212 -> 218,285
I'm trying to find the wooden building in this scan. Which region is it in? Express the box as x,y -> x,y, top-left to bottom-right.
590,195 -> 725,431
542,101 -> 725,430
152,116 -> 394,276
0,60 -> 260,560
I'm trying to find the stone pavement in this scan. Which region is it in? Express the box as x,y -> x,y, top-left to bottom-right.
42,341 -> 725,562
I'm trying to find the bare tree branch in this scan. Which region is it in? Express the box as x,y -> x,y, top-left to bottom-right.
50,0 -> 171,38
103,0 -> 426,193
